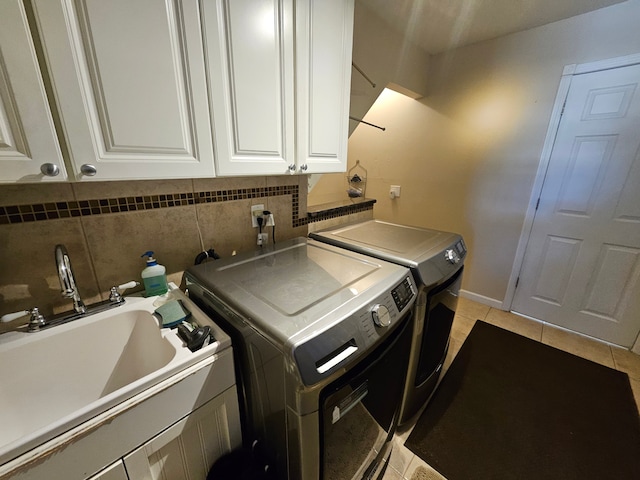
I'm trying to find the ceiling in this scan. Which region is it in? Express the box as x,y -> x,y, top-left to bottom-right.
360,0 -> 628,54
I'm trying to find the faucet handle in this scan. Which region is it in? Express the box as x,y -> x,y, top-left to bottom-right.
109,281 -> 140,303
1,310 -> 30,323
27,308 -> 46,331
109,287 -> 122,304
118,281 -> 139,291
1,308 -> 46,331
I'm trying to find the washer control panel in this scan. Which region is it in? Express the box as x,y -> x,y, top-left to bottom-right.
293,274 -> 417,385
391,276 -> 415,312
444,248 -> 460,264
444,239 -> 467,264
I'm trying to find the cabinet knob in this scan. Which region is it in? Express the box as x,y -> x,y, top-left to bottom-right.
80,164 -> 97,176
288,164 -> 296,174
299,164 -> 308,172
40,163 -> 60,177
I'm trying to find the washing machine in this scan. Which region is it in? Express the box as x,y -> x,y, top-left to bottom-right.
311,220 -> 466,425
185,237 -> 418,479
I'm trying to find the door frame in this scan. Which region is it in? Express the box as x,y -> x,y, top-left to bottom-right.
504,52 -> 640,352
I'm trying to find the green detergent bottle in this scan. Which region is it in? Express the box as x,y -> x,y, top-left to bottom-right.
141,251 -> 168,296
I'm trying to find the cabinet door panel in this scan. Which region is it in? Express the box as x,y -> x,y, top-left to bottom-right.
32,0 -> 215,180
0,0 -> 67,183
296,0 -> 354,173
87,461 -> 128,480
205,0 -> 295,176
123,388 -> 242,480
77,1 -> 191,152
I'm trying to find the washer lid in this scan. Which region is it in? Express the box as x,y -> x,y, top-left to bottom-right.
186,237 -> 410,345
310,220 -> 465,286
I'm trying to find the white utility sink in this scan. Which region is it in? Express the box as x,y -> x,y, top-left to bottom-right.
0,286 -> 227,466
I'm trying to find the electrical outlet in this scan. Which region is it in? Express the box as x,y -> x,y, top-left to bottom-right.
257,233 -> 268,245
251,204 -> 264,227
389,185 -> 401,199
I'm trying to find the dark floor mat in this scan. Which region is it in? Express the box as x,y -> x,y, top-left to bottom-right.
405,320 -> 640,479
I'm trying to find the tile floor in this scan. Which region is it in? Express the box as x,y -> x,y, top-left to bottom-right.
379,297 -> 640,480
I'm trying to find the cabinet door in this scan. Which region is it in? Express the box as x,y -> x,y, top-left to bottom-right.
87,461 -> 128,480
295,0 -> 354,174
31,0 -> 215,180
0,0 -> 67,183
123,388 -> 241,480
203,0 -> 295,176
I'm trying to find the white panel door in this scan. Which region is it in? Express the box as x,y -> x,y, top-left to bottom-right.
123,388 -> 241,480
295,0 -> 354,174
31,0 -> 215,180
512,63 -> 640,347
204,0 -> 295,176
0,0 -> 67,183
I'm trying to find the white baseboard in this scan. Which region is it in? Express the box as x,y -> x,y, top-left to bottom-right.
459,289 -> 504,310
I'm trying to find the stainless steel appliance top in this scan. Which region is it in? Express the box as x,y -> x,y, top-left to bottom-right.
310,220 -> 466,286
185,237 -> 413,351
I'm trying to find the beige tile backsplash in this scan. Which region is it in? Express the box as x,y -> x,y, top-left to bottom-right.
0,176 -> 310,330
0,218 -> 102,318
72,178 -> 195,201
81,206 -> 202,293
0,182 -> 74,206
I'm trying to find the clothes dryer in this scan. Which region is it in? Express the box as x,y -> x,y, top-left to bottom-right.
311,220 -> 466,425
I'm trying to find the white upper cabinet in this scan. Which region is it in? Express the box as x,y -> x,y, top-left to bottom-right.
0,0 -> 67,183
205,0 -> 354,176
9,0 -> 353,182
295,0 -> 354,174
31,0 -> 216,181
203,0 -> 295,176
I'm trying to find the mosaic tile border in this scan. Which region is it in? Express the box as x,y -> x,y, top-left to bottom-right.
0,185 -> 305,226
306,199 -> 376,223
0,186 -> 375,228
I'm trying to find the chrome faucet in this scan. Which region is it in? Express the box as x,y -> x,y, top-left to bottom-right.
55,244 -> 86,314
1,249 -> 138,333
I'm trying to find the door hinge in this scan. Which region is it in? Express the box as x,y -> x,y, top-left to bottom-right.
535,198 -> 540,210
515,277 -> 520,289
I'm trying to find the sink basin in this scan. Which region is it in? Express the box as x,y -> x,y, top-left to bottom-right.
0,287 -> 228,466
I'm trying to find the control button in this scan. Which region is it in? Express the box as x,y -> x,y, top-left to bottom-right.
444,249 -> 460,264
371,304 -> 391,328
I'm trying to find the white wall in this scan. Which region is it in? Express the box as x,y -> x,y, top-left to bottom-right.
310,0 -> 640,304
350,0 -> 431,123
308,0 -> 431,200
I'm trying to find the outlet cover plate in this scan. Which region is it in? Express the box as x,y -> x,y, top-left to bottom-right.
251,204 -> 264,227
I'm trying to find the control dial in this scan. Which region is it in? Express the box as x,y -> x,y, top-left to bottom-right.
444,249 -> 460,264
371,304 -> 391,328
